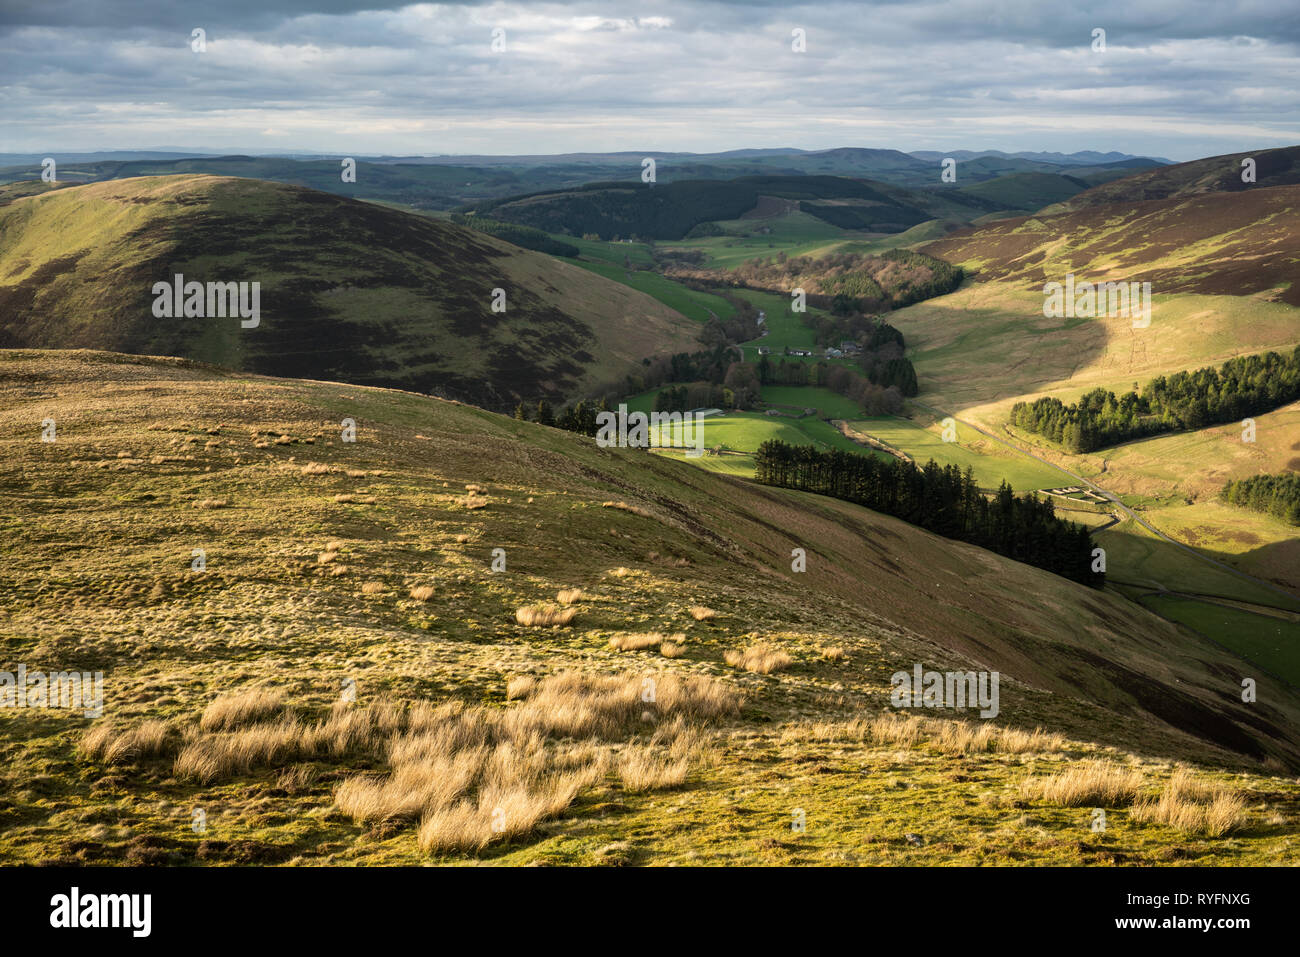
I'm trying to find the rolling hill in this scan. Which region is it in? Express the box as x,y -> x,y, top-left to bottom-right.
1,349 -> 1297,865
0,175 -> 701,409
1040,145 -> 1300,215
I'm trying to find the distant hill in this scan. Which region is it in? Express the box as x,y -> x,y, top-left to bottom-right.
1040,145 -> 1300,214
0,175 -> 700,408
470,175 -> 1013,240
921,182 -> 1300,305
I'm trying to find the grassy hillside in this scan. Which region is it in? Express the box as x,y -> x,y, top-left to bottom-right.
1041,145 -> 1300,215
0,176 -> 700,409
2,350 -> 1297,866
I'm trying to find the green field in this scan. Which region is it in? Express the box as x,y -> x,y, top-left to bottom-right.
733,288 -> 821,358
567,258 -> 734,323
761,385 -> 864,419
1137,595 -> 1300,686
648,410 -> 883,475
665,210 -> 854,269
848,416 -> 1072,491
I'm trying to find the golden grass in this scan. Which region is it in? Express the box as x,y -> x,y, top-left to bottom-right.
1129,768 -> 1247,836
602,500 -> 652,518
607,567 -> 633,577
409,585 -> 436,601
361,582 -> 386,595
505,676 -> 537,701
79,720 -> 178,764
725,644 -> 793,674
608,632 -> 670,651
459,494 -> 489,510
1028,760 -> 1145,807
819,646 -> 846,662
301,462 -> 333,475
660,641 -> 683,658
199,688 -> 286,733
781,714 -> 1066,756
515,604 -> 578,627
688,605 -> 717,621
556,588 -> 585,604
193,498 -> 229,509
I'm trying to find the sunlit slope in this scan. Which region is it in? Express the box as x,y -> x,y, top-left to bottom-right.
1041,145 -> 1300,215
901,186 -> 1300,418
3,349 -> 1296,770
0,175 -> 699,408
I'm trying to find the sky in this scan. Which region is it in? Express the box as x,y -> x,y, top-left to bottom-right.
1,0 -> 1297,161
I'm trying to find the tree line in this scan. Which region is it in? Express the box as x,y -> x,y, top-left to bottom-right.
448,214 -> 580,258
1010,347 -> 1300,452
754,440 -> 1103,586
1220,473 -> 1300,526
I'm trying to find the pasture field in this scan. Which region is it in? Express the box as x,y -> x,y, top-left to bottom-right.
567,258 -> 734,323
1136,595 -> 1300,687
848,415 -> 1072,491
761,386 -> 864,420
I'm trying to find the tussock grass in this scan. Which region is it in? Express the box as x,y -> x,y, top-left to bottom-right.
819,646 -> 846,662
781,714 -> 1065,756
361,582 -> 387,595
606,567 -> 633,578
199,688 -> 286,733
322,673 -> 740,853
609,632 -> 672,651
409,585 -> 436,602
505,676 -> 537,701
688,605 -> 717,621
1130,769 -> 1247,836
459,494 -> 489,510
602,501 -> 652,518
556,588 -> 585,604
660,641 -> 683,658
515,604 -> 578,627
79,720 -> 178,764
193,498 -> 230,509
725,644 -> 793,674
1028,761 -> 1145,807
301,462 -> 333,475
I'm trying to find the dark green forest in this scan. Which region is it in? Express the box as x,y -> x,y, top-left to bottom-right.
1010,347 -> 1300,452
754,440 -> 1103,586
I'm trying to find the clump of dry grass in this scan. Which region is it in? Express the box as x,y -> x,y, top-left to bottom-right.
454,533 -> 472,544
193,498 -> 230,509
602,501 -> 652,518
688,605 -> 717,621
556,588 -> 585,604
819,646 -> 846,662
1129,769 -> 1247,836
317,550 -> 339,564
459,494 -> 489,510
199,688 -> 286,733
996,726 -> 1068,754
609,632 -> 674,652
301,462 -> 333,475
80,720 -> 179,764
660,641 -> 684,658
606,567 -> 633,578
344,673 -> 738,854
361,582 -> 387,596
515,604 -> 577,627
334,493 -> 376,504
505,676 -> 537,701
409,585 -> 436,602
725,644 -> 793,674
1027,761 -> 1145,807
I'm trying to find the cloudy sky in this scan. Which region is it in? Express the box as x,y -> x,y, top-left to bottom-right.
1,0 -> 1296,160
